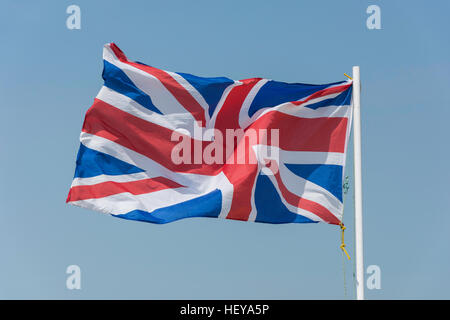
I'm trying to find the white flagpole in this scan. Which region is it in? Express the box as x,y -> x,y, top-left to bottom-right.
352,66 -> 365,300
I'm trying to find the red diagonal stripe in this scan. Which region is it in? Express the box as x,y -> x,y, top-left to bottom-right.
267,161 -> 340,225
110,43 -> 206,127
67,177 -> 183,202
291,83 -> 352,106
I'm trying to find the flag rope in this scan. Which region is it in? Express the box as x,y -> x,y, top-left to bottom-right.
339,223 -> 350,260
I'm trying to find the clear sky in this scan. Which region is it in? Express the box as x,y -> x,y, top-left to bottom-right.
1,0 -> 449,299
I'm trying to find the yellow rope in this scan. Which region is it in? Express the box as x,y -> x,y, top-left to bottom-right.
344,73 -> 353,80
339,222 -> 351,260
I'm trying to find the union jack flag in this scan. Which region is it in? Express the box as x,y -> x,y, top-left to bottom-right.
67,43 -> 353,225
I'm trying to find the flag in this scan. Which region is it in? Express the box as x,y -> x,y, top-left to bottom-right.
66,43 -> 353,225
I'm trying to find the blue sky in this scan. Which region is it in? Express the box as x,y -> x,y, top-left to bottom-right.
1,0 -> 449,299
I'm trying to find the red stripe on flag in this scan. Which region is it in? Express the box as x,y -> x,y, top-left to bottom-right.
291,83 -> 352,106
222,162 -> 259,221
267,160 -> 340,225
214,80 -> 262,221
109,43 -> 128,61
110,43 -> 207,127
67,177 -> 183,202
250,111 -> 348,153
214,78 -> 261,132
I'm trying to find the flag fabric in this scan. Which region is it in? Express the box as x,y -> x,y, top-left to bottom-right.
66,43 -> 353,225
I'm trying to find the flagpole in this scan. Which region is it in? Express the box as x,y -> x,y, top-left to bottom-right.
352,66 -> 364,300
